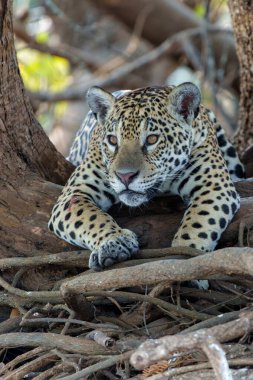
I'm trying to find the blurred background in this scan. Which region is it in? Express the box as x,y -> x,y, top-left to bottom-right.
14,0 -> 240,157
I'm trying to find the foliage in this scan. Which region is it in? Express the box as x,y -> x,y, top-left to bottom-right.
18,45 -> 70,131
18,49 -> 70,93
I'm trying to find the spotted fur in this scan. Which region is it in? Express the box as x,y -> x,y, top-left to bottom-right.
49,83 -> 244,270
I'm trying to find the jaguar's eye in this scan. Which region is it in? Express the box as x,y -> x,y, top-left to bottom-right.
146,134 -> 159,145
108,134 -> 118,146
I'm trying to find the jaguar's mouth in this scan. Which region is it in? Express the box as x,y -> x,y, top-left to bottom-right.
118,189 -> 147,207
119,189 -> 145,196
118,181 -> 162,207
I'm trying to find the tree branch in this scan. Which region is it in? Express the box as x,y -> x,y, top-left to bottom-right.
61,247 -> 253,294
130,311 -> 253,373
28,27 -> 231,103
0,331 -> 116,355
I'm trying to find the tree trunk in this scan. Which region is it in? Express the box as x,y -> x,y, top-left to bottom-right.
0,0 -> 74,265
229,0 -> 253,154
0,0 -> 74,184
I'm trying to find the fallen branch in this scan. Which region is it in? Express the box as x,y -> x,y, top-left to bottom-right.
61,247 -> 253,294
0,315 -> 22,333
4,352 -> 58,380
0,246 -> 200,270
20,316 -> 120,332
33,361 -> 80,380
80,290 -> 210,321
0,250 -> 90,270
130,311 -> 253,375
179,286 -> 247,307
0,275 -> 62,302
59,350 -> 133,380
0,347 -> 46,377
181,307 -> 252,334
139,359 -> 253,380
0,332 -> 116,355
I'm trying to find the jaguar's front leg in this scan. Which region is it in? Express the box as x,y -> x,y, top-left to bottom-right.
49,187 -> 138,270
172,177 -> 240,252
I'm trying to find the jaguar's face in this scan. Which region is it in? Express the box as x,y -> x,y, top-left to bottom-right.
101,116 -> 192,207
87,84 -> 201,207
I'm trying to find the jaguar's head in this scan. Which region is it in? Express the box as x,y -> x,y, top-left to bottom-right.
87,83 -> 201,207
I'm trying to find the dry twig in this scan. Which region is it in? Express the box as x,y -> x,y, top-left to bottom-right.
3,351 -> 58,380
80,290 -> 211,321
0,275 -> 61,302
130,311 -> 253,379
59,350 -> 133,380
0,332 -> 116,355
0,347 -> 46,376
137,359 -> 253,380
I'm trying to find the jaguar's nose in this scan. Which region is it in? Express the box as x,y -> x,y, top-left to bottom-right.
115,170 -> 139,186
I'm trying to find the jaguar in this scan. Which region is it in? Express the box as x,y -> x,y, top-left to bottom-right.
49,83 -> 244,270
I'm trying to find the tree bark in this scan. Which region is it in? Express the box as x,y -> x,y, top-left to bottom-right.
0,0 -> 74,184
0,0 -> 74,273
229,0 -> 253,154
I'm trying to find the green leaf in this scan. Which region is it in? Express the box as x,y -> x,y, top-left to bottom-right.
194,4 -> 205,18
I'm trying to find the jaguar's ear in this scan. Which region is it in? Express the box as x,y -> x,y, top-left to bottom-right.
87,86 -> 115,123
168,82 -> 201,125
